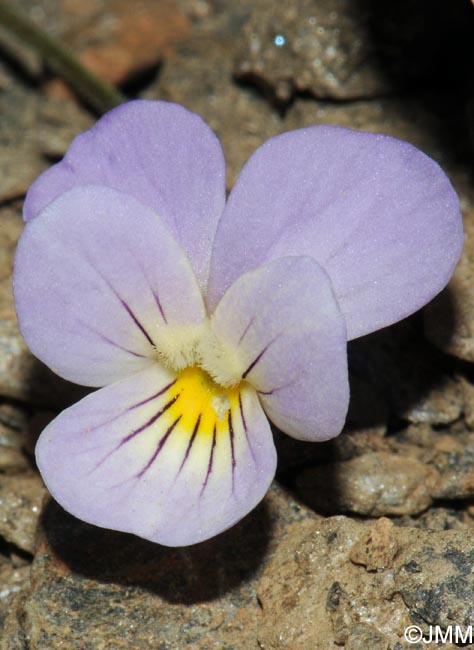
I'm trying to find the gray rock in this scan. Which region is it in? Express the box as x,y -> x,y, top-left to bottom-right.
0,87 -> 91,204
0,473 -> 46,554
0,562 -> 30,631
395,529 -> 474,629
349,517 -> 399,572
257,517 -> 411,649
345,623 -> 389,650
393,425 -> 474,504
0,402 -> 31,473
398,507 -> 473,532
295,451 -> 437,516
403,377 -> 463,426
234,0 -> 391,102
425,209 -> 474,363
234,0 -> 472,105
258,516 -> 474,649
0,592 -> 29,650
10,484 -> 317,650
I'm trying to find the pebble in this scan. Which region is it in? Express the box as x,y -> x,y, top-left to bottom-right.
295,451 -> 437,517
0,473 -> 46,554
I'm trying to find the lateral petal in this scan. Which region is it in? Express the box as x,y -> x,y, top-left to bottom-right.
14,186 -> 205,387
210,257 -> 349,441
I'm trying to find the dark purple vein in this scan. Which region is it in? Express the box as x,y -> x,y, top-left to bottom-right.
153,291 -> 168,324
123,243 -> 168,326
86,391 -> 181,476
136,415 -> 182,478
80,380 -> 177,447
129,380 -> 176,411
242,339 -> 276,379
239,393 -> 256,463
78,319 -> 146,359
118,296 -> 155,347
200,424 -> 217,495
228,410 -> 236,492
178,414 -> 201,474
238,317 -> 255,345
84,255 -> 156,347
96,332 -> 146,358
257,378 -> 296,398
119,394 -> 180,448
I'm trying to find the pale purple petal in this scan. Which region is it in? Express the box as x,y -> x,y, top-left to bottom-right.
210,257 -> 349,441
14,186 -> 205,387
36,363 -> 277,547
207,126 -> 463,339
24,100 -> 226,286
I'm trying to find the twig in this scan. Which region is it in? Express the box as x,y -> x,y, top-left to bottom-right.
0,0 -> 126,114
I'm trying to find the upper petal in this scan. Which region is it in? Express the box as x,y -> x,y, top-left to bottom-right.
14,186 -> 205,387
36,363 -> 276,547
207,126 -> 463,339
24,100 -> 226,287
210,256 -> 349,441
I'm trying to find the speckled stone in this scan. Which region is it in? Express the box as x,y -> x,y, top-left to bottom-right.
234,0 -> 474,105
295,451 -> 437,517
0,472 -> 46,554
291,420 -> 474,516
425,209 -> 474,363
14,484 -> 317,650
234,0 -> 391,102
398,506 -> 474,532
0,562 -> 30,631
395,528 -> 474,630
0,592 -> 29,650
257,517 -> 411,650
0,87 -> 91,203
258,516 -> 474,649
349,518 -> 399,572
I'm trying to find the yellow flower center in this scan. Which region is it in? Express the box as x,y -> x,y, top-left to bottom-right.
166,366 -> 241,438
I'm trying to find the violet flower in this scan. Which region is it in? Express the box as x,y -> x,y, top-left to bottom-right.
14,100 -> 462,546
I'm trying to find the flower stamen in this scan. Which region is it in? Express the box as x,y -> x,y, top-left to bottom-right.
153,320 -> 247,388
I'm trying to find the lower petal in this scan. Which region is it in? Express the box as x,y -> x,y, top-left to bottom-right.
36,363 -> 276,547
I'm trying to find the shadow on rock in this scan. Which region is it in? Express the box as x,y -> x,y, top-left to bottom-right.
40,496 -> 272,604
346,314 -> 459,429
276,310 -> 459,464
425,280 -> 474,374
357,0 -> 474,165
361,0 -> 474,92
24,357 -> 90,410
275,308 -> 461,518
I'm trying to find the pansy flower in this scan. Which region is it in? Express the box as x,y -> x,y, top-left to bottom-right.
14,101 -> 462,546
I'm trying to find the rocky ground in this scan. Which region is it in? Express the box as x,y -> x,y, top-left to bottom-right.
2,0 -> 474,648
